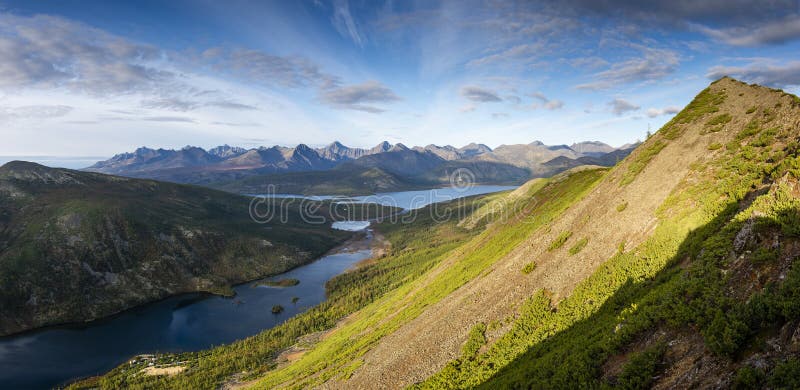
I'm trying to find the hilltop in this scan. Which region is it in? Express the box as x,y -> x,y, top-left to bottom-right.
0,162 -> 359,335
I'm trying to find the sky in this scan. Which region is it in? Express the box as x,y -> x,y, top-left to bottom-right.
1,0 -> 800,157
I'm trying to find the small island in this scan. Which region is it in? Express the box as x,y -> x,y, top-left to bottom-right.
254,278 -> 300,288
271,305 -> 284,314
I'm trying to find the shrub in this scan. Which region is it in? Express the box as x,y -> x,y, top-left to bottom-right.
768,358 -> 800,389
271,305 -> 284,314
461,323 -> 487,359
746,106 -> 757,114
522,262 -> 537,274
706,113 -> 732,127
568,237 -> 589,256
548,231 -> 573,251
732,366 -> 765,389
708,143 -> 723,151
614,343 -> 666,389
616,202 -> 629,212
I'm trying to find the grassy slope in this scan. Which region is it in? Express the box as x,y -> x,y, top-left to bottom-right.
415,79 -> 800,388
251,168 -> 605,388
0,162 -> 364,335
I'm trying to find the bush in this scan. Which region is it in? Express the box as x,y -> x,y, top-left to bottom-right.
617,202 -> 628,212
614,343 -> 666,389
732,366 -> 765,389
708,143 -> 723,151
768,358 -> 800,389
548,231 -> 573,251
522,262 -> 537,274
568,238 -> 589,256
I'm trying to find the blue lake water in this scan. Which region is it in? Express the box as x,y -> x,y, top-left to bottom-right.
0,185 -> 515,389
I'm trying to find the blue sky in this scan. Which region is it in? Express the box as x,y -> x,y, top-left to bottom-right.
1,0 -> 799,156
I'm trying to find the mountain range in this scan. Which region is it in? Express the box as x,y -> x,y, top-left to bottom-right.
86,140 -> 637,194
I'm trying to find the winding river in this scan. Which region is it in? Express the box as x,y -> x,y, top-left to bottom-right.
0,185 -> 514,389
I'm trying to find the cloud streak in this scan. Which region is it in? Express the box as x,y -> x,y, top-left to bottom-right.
707,60 -> 800,88
577,48 -> 680,90
608,98 -> 640,116
320,80 -> 401,113
461,86 -> 502,102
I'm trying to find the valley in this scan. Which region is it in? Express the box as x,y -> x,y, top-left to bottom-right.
64,78 -> 800,389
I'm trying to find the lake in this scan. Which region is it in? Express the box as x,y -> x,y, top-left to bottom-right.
0,185 -> 515,389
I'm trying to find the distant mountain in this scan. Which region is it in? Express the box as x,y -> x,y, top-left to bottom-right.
208,144 -> 247,158
0,161 -> 353,335
413,144 -> 463,160
458,143 -> 493,158
317,141 -> 389,162
86,138 -> 635,194
569,141 -> 616,157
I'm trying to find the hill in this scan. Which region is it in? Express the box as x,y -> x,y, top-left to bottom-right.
72,77 -> 800,389
0,162 -> 356,336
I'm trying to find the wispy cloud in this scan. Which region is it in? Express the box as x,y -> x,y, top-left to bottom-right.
320,80 -> 400,113
608,98 -> 640,116
0,105 -> 73,123
460,86 -> 502,102
142,116 -> 196,123
695,16 -> 800,46
646,106 -> 681,118
706,60 -> 800,88
529,92 -> 564,110
331,0 -> 365,47
576,48 -> 680,90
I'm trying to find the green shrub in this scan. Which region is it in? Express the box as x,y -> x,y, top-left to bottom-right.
732,366 -> 765,389
568,237 -> 589,256
614,343 -> 666,389
768,358 -> 800,389
708,143 -> 723,151
548,231 -> 573,251
746,106 -> 757,114
706,113 -> 732,126
616,202 -> 628,212
522,262 -> 537,274
462,323 -> 487,359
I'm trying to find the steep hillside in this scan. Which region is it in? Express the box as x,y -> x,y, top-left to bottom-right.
333,78 -> 800,388
0,162 -> 355,336
237,77 -> 800,388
